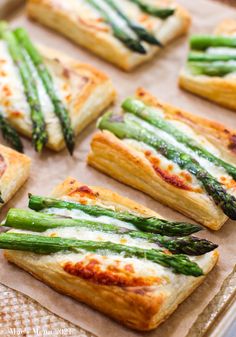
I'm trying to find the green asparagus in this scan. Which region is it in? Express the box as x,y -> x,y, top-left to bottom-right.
190,35 -> 236,50
188,51 -> 236,62
187,61 -> 236,77
122,98 -> 236,180
5,208 -> 217,255
28,195 -> 203,236
129,0 -> 175,19
98,112 -> 236,219
0,233 -> 204,276
104,0 -> 162,46
0,22 -> 47,152
87,0 -> 146,53
0,110 -> 23,152
14,28 -> 75,155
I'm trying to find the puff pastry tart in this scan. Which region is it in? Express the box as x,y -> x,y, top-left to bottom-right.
179,19 -> 236,111
0,177 -> 218,331
27,0 -> 191,71
0,23 -> 115,154
0,144 -> 30,206
88,88 -> 236,229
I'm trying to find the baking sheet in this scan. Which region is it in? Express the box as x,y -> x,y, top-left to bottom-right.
0,1 -> 236,337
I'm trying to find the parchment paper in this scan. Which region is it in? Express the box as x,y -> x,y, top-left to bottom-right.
0,0 -> 24,18
0,1 -> 236,336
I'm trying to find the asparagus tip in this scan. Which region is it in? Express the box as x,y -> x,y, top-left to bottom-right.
67,142 -> 75,156
133,42 -> 147,54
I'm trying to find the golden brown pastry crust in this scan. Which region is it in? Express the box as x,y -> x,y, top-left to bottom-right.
27,0 -> 191,71
4,45 -> 116,151
0,144 -> 31,205
4,177 -> 218,331
179,19 -> 236,111
88,88 -> 236,229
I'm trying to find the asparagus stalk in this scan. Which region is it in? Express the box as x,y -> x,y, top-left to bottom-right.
129,0 -> 175,19
98,112 -> 236,219
122,98 -> 236,180
28,195 -> 203,236
188,51 -> 236,62
187,61 -> 236,77
87,0 -> 146,53
104,0 -> 162,46
190,35 -> 236,50
14,28 -> 75,155
0,110 -> 23,152
0,22 -> 47,152
0,233 -> 203,276
5,208 -> 217,255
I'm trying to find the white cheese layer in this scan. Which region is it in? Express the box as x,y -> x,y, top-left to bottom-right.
124,114 -> 236,195
42,207 -> 137,230
123,138 -> 200,190
207,47 -> 236,57
0,41 -> 31,123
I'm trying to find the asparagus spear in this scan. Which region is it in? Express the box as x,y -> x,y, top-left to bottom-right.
190,35 -> 236,50
5,208 -> 217,255
28,195 -> 202,236
98,112 -> 236,219
122,98 -> 236,180
0,22 -> 47,152
104,0 -> 162,46
0,233 -> 203,276
14,28 -> 75,155
129,0 -> 175,19
0,110 -> 23,152
187,61 -> 236,77
87,0 -> 146,53
188,51 -> 236,62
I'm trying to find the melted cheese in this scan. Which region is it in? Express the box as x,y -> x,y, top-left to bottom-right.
0,41 -> 31,123
42,207 -> 137,230
207,47 -> 236,56
124,114 -> 236,195
123,138 -> 200,189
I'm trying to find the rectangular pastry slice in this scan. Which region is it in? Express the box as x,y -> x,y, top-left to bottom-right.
88,88 -> 236,229
179,19 -> 236,111
27,0 -> 191,71
0,177 -> 218,331
0,23 -> 115,153
0,144 -> 30,205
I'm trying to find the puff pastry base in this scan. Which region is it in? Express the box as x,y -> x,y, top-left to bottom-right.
179,19 -> 236,111
4,177 -> 218,331
27,0 -> 191,71
0,144 -> 30,206
88,88 -> 236,229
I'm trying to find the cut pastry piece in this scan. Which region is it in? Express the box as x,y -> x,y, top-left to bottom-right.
179,19 -> 236,111
27,0 -> 191,71
0,144 -> 30,206
0,23 -> 115,153
88,88 -> 236,229
1,177 -> 218,331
